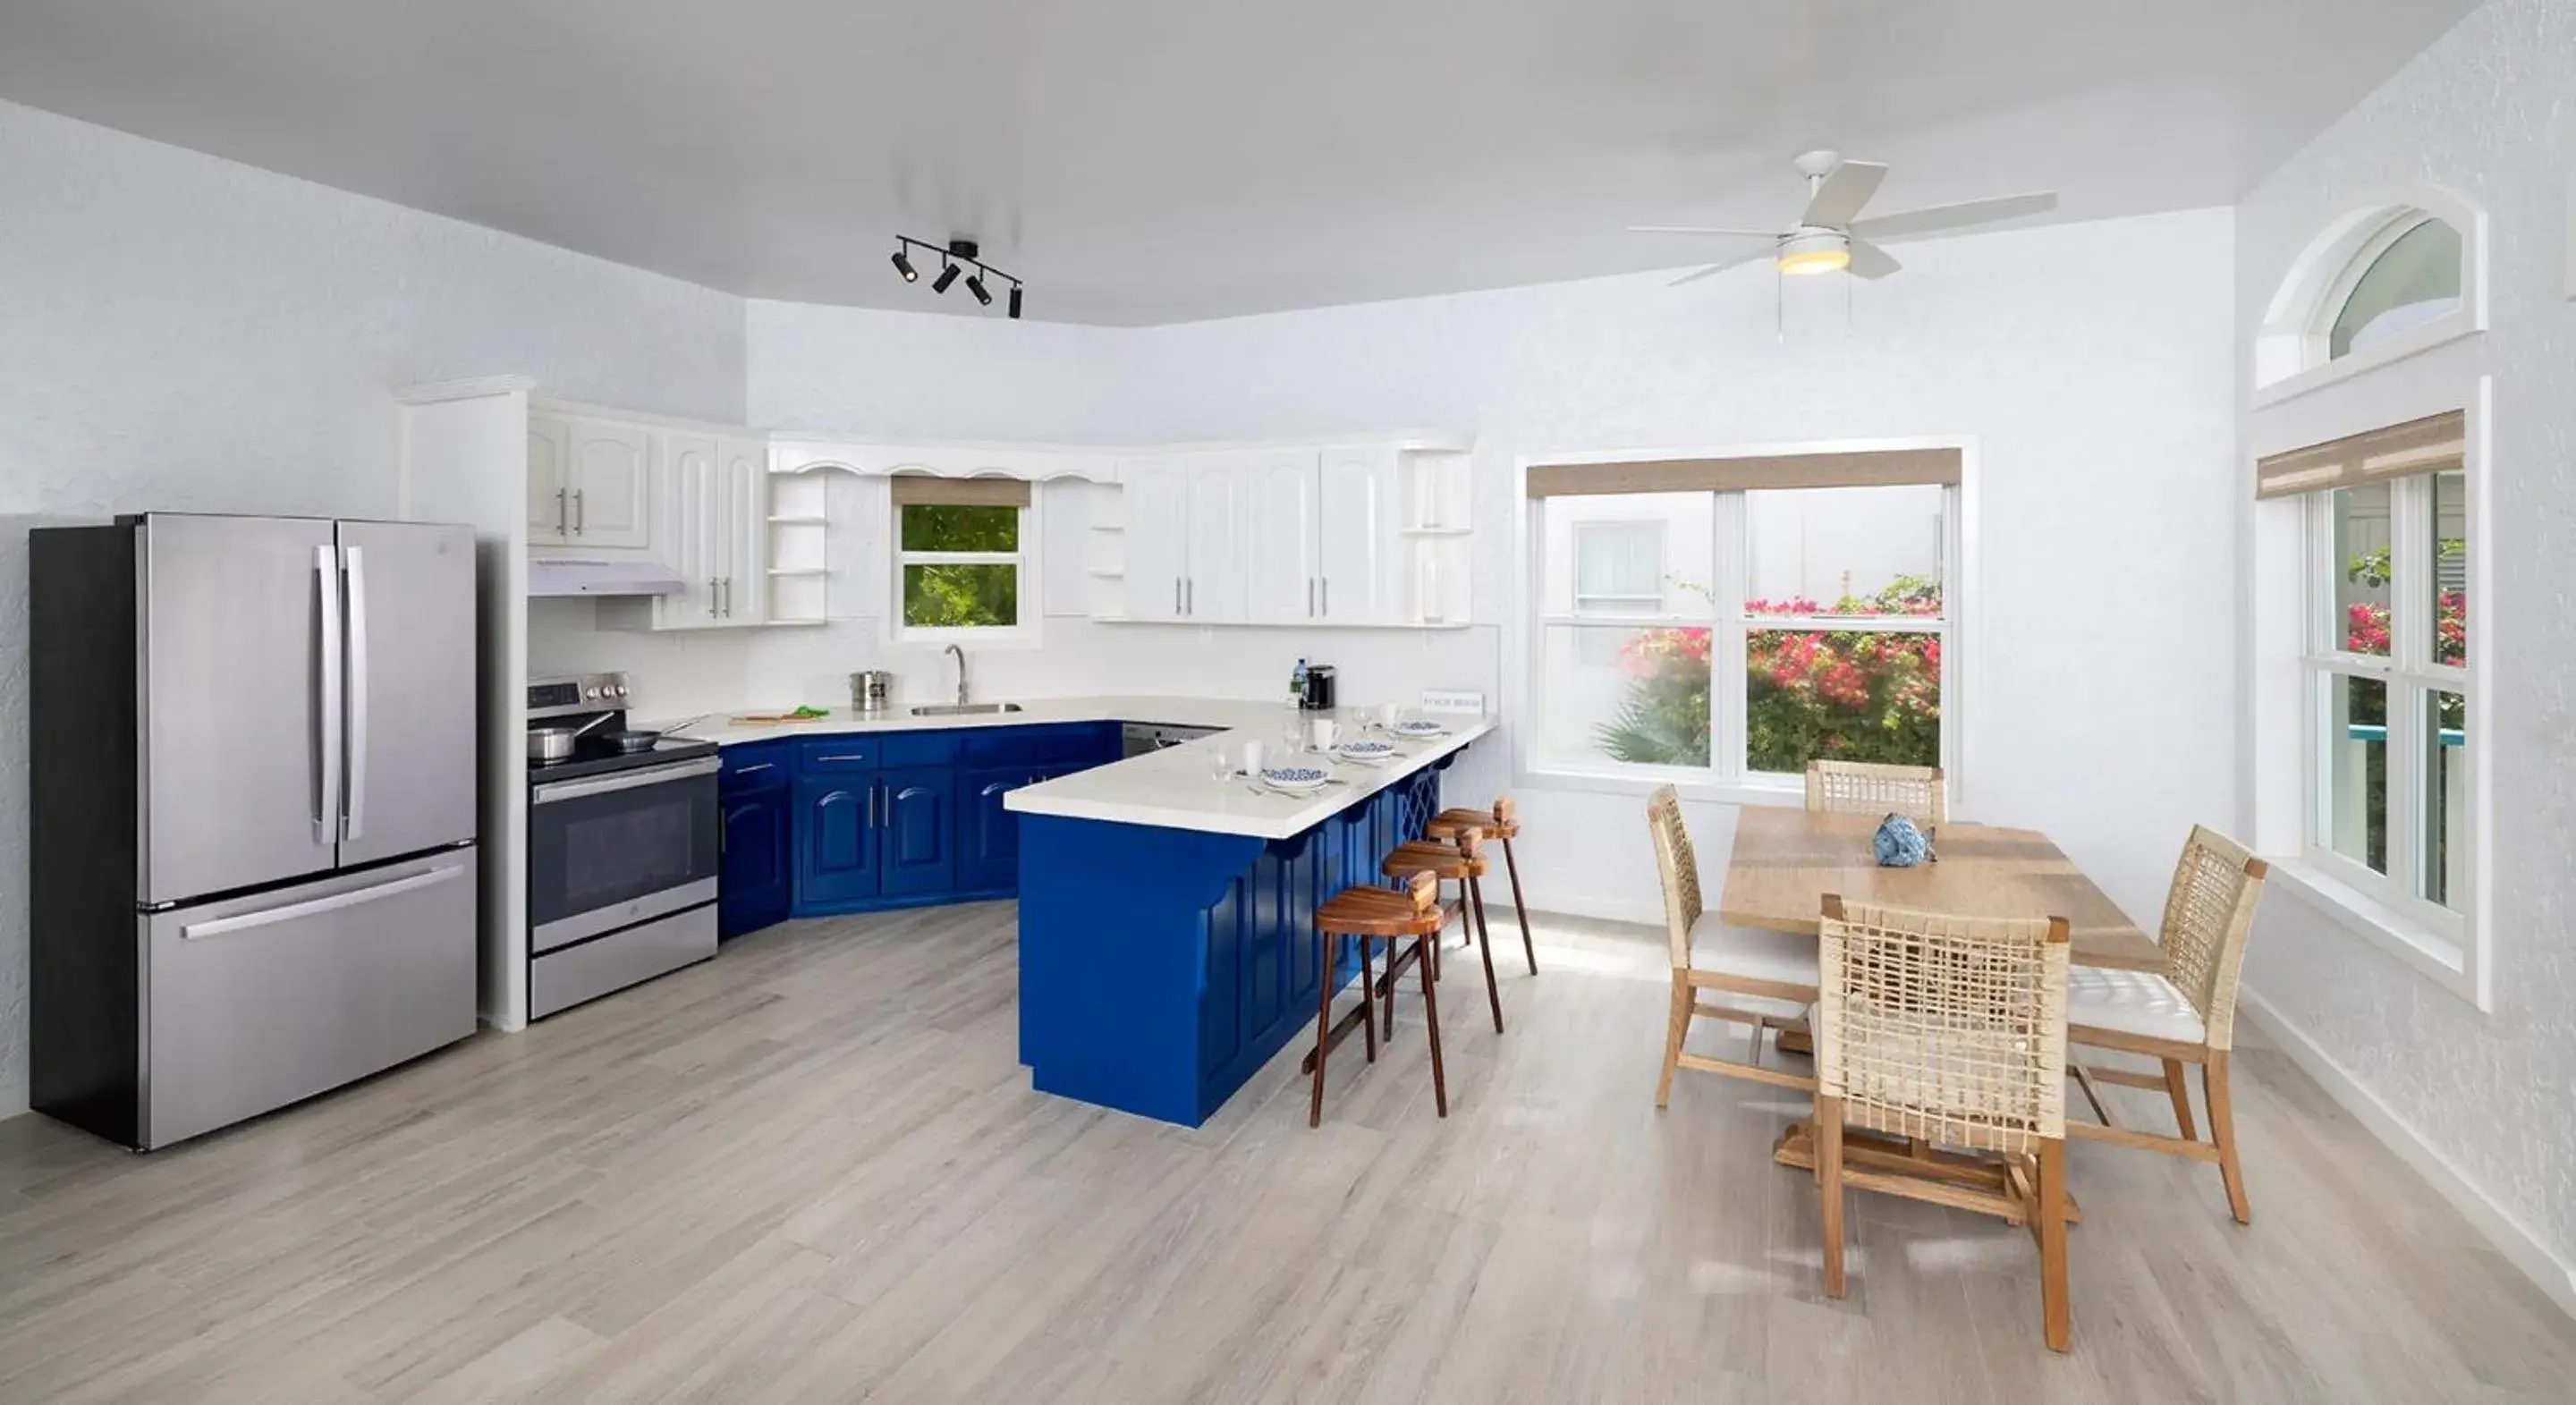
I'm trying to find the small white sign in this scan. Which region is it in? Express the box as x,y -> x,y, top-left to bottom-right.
1419,689 -> 1487,715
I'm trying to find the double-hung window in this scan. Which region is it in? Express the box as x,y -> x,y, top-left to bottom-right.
1529,447 -> 1960,788
2262,412 -> 2472,932
891,476 -> 1033,639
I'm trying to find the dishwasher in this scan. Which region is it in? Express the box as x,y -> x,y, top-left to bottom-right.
1122,722 -> 1220,758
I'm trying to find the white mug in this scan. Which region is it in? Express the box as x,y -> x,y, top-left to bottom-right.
1239,740 -> 1265,775
1309,717 -> 1340,750
1375,702 -> 1402,730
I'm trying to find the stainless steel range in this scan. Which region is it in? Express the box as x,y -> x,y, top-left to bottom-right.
525,672 -> 719,1018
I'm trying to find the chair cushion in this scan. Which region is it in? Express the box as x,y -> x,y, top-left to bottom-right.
2066,966 -> 2206,1045
1686,912 -> 1819,991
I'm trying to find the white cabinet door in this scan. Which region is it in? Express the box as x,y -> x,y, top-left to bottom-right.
527,414 -> 571,542
1121,459 -> 1190,622
1183,457 -> 1251,623
1318,445 -> 1399,624
719,438 -> 767,625
1244,451 -> 1320,623
564,419 -> 650,549
657,432 -> 721,626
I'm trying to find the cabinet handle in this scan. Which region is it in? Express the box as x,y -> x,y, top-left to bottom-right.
814,753 -> 869,763
1173,578 -> 1182,615
734,762 -> 774,775
1186,578 -> 1194,615
708,578 -> 719,619
1308,578 -> 1315,616
1320,578 -> 1328,616
555,487 -> 567,535
572,488 -> 585,534
723,577 -> 733,618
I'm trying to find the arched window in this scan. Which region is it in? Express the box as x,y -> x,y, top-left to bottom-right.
2325,212 -> 2462,360
2252,192 -> 2482,400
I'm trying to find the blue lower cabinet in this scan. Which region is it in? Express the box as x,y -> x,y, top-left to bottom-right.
718,783 -> 791,938
879,766 -> 956,896
958,766 -> 1027,894
795,776 -> 881,906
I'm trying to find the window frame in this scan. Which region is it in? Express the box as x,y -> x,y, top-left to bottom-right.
2252,190 -> 2487,406
2297,473 -> 2471,946
1522,461 -> 1963,800
888,489 -> 1038,646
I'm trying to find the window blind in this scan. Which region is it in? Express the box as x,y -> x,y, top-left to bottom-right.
889,475 -> 1031,510
1524,446 -> 1961,499
2253,410 -> 2464,500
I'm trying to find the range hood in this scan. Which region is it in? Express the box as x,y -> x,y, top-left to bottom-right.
526,557 -> 688,597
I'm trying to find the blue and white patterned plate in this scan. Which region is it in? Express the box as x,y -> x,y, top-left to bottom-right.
1259,766 -> 1331,791
1392,719 -> 1448,738
1334,739 -> 1398,762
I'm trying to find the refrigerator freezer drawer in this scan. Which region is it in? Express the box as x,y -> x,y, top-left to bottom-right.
144,850 -> 479,1149
529,904 -> 716,1020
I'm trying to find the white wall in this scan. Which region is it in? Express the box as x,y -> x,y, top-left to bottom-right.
0,98 -> 750,1113
2233,0 -> 2576,1302
734,209 -> 2241,937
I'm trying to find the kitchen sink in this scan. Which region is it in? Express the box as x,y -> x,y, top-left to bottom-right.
910,702 -> 1025,716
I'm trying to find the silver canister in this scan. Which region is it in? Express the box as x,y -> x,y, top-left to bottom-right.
852,670 -> 895,714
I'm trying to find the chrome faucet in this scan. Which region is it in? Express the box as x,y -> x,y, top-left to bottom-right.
945,643 -> 968,706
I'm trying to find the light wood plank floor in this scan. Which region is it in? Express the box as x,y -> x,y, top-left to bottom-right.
2,903 -> 2571,1403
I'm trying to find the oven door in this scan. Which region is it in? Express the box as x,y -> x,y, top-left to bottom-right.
528,758 -> 721,952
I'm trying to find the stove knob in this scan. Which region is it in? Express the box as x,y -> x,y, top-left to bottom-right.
584,686 -> 601,699
610,685 -> 628,698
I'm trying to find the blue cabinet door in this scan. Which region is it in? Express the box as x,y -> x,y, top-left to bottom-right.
958,766 -> 1028,893
795,776 -> 879,906
719,784 -> 791,937
879,766 -> 956,896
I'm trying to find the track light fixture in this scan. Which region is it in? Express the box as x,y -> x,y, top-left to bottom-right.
891,234 -> 1026,319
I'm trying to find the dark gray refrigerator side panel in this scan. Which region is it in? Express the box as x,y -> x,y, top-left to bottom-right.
30,525 -> 143,1146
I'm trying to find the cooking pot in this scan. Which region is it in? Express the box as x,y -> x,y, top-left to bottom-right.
527,712 -> 614,764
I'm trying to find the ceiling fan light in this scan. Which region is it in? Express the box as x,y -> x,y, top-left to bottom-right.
1775,232 -> 1852,276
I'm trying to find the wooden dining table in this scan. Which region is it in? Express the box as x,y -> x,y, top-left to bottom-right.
1717,805 -> 2164,971
1718,804 -> 2159,1200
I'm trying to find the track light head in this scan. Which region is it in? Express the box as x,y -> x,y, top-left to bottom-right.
891,248 -> 917,283
1007,284 -> 1023,319
930,260 -> 960,294
965,272 -> 992,307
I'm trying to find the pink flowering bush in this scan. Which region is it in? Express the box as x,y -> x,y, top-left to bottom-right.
1595,576 -> 1943,771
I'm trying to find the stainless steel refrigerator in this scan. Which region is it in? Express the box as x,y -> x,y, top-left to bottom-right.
30,512 -> 480,1149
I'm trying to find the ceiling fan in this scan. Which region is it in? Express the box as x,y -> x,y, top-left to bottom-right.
1633,149 -> 2057,285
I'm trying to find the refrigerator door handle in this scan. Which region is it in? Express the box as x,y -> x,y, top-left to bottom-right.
314,545 -> 343,844
179,862 -> 470,941
341,544 -> 369,842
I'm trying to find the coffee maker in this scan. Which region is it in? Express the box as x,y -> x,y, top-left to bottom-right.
1300,664 -> 1338,711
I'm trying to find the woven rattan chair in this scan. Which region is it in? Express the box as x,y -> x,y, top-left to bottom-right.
2063,825 -> 2269,1223
1647,786 -> 1818,1105
1813,896 -> 2075,1351
1803,759 -> 1946,825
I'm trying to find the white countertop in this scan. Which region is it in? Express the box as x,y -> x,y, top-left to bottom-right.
642,696 -> 1493,842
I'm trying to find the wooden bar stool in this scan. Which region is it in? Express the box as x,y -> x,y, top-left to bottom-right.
1424,795 -> 1536,974
1381,826 -> 1505,1037
1309,871 -> 1449,1126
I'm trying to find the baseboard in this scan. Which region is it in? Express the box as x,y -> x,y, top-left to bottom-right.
2238,985 -> 2576,1320
0,1077 -> 26,1123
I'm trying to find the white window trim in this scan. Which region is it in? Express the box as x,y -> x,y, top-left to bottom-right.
2253,189 -> 2488,408
2250,380 -> 2491,1011
1513,437 -> 1971,806
888,491 -> 1042,648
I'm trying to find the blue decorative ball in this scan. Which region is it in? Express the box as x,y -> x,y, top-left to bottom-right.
1873,814 -> 1934,868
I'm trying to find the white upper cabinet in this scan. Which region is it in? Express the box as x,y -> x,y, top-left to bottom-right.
531,413 -> 650,549
1121,459 -> 1191,622
1244,451 -> 1322,623
662,431 -> 721,622
720,438 -> 767,625
1182,457 -> 1251,623
1317,444 -> 1399,624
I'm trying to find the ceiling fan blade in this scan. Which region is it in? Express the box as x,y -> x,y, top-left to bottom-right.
1801,160 -> 1886,228
1844,237 -> 1902,280
1627,224 -> 1779,238
1847,191 -> 2057,241
1668,248 -> 1773,286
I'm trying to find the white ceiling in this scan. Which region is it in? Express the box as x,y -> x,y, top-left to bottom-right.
0,1 -> 2471,326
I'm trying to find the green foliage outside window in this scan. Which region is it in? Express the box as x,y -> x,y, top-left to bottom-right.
901,504 -> 1021,630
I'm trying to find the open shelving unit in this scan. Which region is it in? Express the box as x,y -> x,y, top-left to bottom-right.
1402,451 -> 1474,625
765,471 -> 834,625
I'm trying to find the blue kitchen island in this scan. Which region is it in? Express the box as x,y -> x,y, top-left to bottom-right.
1010,716 -> 1487,1125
